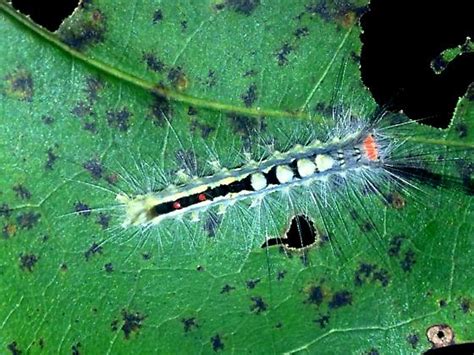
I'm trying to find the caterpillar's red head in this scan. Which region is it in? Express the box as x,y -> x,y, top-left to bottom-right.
362,134 -> 380,161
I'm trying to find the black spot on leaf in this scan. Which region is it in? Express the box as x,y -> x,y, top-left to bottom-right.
71,101 -> 93,118
241,83 -> 257,107
45,147 -> 59,170
328,290 -> 352,309
277,270 -> 286,280
168,67 -> 188,91
7,341 -> 22,355
16,212 -> 40,230
205,70 -> 217,87
211,334 -> 224,352
74,201 -> 91,217
4,68 -> 34,101
83,121 -> 97,134
59,8 -> 107,51
366,349 -> 379,355
354,263 -> 389,287
12,184 -> 31,200
143,52 -> 165,73
41,115 -> 54,125
187,106 -> 198,115
142,252 -> 152,260
96,213 -> 110,229
460,298 -> 470,313
83,159 -> 103,179
294,26 -> 309,38
275,43 -> 293,66
314,314 -> 330,328
115,309 -> 146,339
106,108 -> 131,131
220,284 -> 236,294
305,0 -> 367,24
19,253 -> 39,272
153,9 -> 163,23
400,249 -> 416,272
246,278 -> 260,289
149,92 -> 171,126
104,263 -> 113,273
84,242 -> 103,260
250,296 -> 267,314
85,76 -> 103,102
306,285 -> 324,306
0,203 -> 12,217
225,0 -> 260,15
180,20 -> 188,30
191,119 -> 215,139
71,342 -> 81,355
388,235 -> 405,257
406,333 -> 419,349
228,113 -> 266,138
182,317 -> 199,332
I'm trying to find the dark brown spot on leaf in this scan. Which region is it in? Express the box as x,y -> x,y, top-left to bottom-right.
149,92 -> 171,126
85,76 -> 103,102
71,342 -> 81,355
388,235 -> 405,257
96,213 -> 110,229
294,26 -> 309,38
71,101 -> 93,117
104,262 -> 113,273
2,223 -> 17,239
116,309 -> 146,339
306,285 -> 324,306
460,298 -> 470,313
400,249 -> 416,272
0,203 -> 12,217
41,115 -> 54,124
386,192 -> 406,209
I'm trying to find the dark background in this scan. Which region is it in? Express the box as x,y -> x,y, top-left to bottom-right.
10,0 -> 474,128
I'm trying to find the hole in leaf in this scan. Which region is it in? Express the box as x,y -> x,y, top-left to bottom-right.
11,0 -> 79,31
263,215 -> 318,250
361,0 -> 474,128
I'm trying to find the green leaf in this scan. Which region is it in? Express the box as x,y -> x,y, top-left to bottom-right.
1,1 -> 473,354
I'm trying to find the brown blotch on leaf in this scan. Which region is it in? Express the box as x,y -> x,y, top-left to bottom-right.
59,8 -> 107,51
225,0 -> 260,15
106,107 -> 131,132
4,68 -> 34,102
168,66 -> 188,91
241,83 -> 258,107
13,184 -> 31,200
20,253 -> 39,272
426,324 -> 455,348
